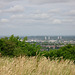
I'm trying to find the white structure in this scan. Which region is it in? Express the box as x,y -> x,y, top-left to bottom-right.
45,36 -> 47,40
58,36 -> 60,39
60,36 -> 62,39
58,36 -> 62,40
48,36 -> 50,40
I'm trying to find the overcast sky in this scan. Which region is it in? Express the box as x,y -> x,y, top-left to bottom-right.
0,0 -> 75,36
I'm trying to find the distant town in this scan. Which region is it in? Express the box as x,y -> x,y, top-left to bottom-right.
0,36 -> 75,51
25,36 -> 75,51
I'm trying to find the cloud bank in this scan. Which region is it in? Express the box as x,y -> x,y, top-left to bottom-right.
29,0 -> 75,4
0,0 -> 75,36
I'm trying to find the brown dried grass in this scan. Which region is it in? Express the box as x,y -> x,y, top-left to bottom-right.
0,56 -> 75,75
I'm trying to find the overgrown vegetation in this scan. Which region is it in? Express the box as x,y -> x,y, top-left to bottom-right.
0,56 -> 75,75
0,35 -> 40,57
0,35 -> 75,63
41,44 -> 75,63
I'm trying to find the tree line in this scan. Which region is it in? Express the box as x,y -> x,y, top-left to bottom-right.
0,35 -> 40,57
0,35 -> 75,62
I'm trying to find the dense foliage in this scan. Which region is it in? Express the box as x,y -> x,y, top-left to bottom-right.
0,35 -> 75,62
41,44 -> 75,62
0,35 -> 40,57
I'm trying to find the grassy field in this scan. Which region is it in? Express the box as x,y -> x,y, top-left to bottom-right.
0,56 -> 75,75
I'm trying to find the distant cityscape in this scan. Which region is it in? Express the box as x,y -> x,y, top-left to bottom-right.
26,36 -> 75,51
0,36 -> 75,51
26,36 -> 75,44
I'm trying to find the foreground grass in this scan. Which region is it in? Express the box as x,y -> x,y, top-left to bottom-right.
0,56 -> 75,75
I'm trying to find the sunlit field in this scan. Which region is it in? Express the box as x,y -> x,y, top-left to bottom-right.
0,56 -> 75,75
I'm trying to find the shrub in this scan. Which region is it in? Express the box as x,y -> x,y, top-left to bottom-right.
0,35 -> 41,57
41,44 -> 75,61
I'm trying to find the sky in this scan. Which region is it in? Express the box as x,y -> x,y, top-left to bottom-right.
0,0 -> 75,36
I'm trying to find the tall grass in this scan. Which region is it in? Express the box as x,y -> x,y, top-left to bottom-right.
0,56 -> 75,75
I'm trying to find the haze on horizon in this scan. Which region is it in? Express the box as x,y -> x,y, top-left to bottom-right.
0,0 -> 75,36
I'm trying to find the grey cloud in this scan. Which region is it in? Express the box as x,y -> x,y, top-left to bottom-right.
62,19 -> 74,23
67,10 -> 75,16
0,5 -> 24,13
11,14 -> 24,19
48,9 -> 60,13
0,0 -> 20,2
10,13 -> 51,20
0,19 -> 9,23
52,19 -> 62,24
0,1 -> 9,8
64,10 -> 75,16
30,13 -> 50,20
29,0 -> 75,4
0,0 -> 75,36
1,0 -> 75,3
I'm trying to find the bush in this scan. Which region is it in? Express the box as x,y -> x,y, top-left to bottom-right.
41,44 -> 75,61
0,35 -> 40,57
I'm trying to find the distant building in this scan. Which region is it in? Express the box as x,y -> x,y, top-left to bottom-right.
48,36 -> 50,40
58,36 -> 60,40
58,36 -> 62,40
60,36 -> 62,39
45,36 -> 47,40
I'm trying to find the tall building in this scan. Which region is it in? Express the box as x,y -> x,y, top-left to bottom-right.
58,36 -> 62,40
48,36 -> 50,40
58,36 -> 60,40
60,36 -> 62,39
45,36 -> 47,40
